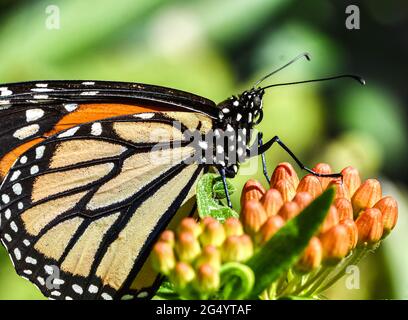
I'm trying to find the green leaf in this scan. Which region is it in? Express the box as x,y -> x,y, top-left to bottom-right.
246,188 -> 335,299
213,179 -> 236,199
196,174 -> 239,222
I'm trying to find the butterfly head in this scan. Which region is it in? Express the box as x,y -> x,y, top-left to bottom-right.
218,87 -> 265,129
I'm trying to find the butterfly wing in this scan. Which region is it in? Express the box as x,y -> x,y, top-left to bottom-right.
0,81 -> 217,182
0,110 -> 212,300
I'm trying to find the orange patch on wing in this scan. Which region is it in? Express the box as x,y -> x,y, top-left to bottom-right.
0,138 -> 44,179
0,103 -> 176,180
47,104 -> 174,136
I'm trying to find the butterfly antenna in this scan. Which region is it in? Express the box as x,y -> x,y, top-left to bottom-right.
261,74 -> 365,90
254,52 -> 311,88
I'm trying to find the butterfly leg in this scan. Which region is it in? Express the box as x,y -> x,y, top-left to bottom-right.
218,167 -> 232,208
257,132 -> 271,184
249,135 -> 342,179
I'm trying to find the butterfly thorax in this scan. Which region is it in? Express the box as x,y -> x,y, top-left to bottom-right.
206,88 -> 265,177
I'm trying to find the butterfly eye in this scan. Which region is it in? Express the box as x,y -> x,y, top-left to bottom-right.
253,96 -> 262,108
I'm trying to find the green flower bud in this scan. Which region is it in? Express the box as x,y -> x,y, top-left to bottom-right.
151,241 -> 175,275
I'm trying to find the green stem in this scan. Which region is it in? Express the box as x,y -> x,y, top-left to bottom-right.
219,262 -> 255,300
291,267 -> 320,295
316,246 -> 371,294
302,267 -> 333,296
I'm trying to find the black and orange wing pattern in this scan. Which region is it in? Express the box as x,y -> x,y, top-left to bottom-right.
0,81 -> 216,300
0,81 -> 217,182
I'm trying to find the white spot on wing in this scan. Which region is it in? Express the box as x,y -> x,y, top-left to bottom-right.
0,87 -> 12,96
35,146 -> 46,159
91,122 -> 102,136
14,248 -> 21,260
26,256 -> 37,264
10,221 -> 18,232
12,183 -> 22,195
30,166 -> 39,175
2,194 -> 10,204
101,293 -> 113,300
134,113 -> 155,119
53,279 -> 64,285
13,124 -> 40,140
64,104 -> 78,112
58,127 -> 79,138
88,285 -> 98,294
72,284 -> 83,295
26,109 -> 44,122
37,277 -> 45,285
82,81 -> 95,85
10,170 -> 21,181
44,265 -> 54,274
20,156 -> 28,164
5,209 -> 11,219
4,234 -> 12,242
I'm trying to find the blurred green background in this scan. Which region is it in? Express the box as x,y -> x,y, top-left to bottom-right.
0,0 -> 407,300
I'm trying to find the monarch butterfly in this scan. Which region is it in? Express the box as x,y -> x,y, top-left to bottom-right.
0,53 -> 364,300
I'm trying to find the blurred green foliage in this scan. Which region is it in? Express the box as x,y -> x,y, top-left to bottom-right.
0,0 -> 407,300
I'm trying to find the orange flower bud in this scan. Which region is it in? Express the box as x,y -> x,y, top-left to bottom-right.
201,216 -> 217,226
176,232 -> 201,262
352,179 -> 382,215
195,263 -> 220,294
340,218 -> 358,250
355,208 -> 383,245
275,179 -> 296,202
224,217 -> 244,237
196,245 -> 221,270
278,201 -> 300,221
170,262 -> 195,291
240,179 -> 265,206
159,230 -> 175,247
293,191 -> 313,211
296,237 -> 322,273
341,166 -> 361,196
261,188 -> 284,217
256,215 -> 285,245
152,241 -> 176,275
374,196 -> 398,237
328,179 -> 350,200
222,235 -> 254,262
241,199 -> 268,236
270,162 -> 299,189
312,163 -> 332,189
319,205 -> 339,234
320,225 -> 350,264
297,174 -> 323,199
334,198 -> 353,221
177,217 -> 201,238
200,220 -> 226,247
